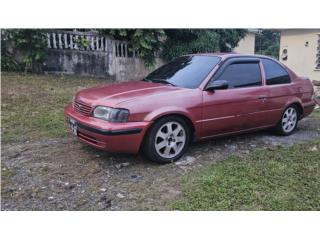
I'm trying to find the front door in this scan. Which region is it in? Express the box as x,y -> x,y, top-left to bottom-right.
200,58 -> 269,138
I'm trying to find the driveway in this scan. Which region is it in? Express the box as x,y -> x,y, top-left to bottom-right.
2,115 -> 320,210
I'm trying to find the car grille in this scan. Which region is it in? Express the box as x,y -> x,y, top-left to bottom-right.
74,100 -> 92,116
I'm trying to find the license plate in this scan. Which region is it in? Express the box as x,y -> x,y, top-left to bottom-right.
68,117 -> 77,136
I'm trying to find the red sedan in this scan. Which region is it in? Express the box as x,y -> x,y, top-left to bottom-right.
64,53 -> 315,163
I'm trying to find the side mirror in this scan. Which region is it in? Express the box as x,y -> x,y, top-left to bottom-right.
206,80 -> 229,91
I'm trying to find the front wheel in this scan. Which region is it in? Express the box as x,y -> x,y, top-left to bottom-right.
142,116 -> 191,164
275,105 -> 299,136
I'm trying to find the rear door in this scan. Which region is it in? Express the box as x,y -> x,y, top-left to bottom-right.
201,58 -> 269,138
260,58 -> 293,125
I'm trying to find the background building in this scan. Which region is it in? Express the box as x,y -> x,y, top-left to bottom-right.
233,29 -> 257,54
279,29 -> 320,81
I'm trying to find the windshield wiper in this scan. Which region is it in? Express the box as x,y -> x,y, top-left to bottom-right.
150,79 -> 176,87
143,77 -> 176,87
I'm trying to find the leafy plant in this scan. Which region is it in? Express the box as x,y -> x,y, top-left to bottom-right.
255,30 -> 280,59
102,29 -> 247,66
100,29 -> 165,67
74,36 -> 89,49
1,30 -> 21,71
2,29 -> 249,71
1,29 -> 47,72
162,29 -> 247,61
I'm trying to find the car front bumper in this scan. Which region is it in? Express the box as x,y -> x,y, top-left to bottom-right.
64,104 -> 150,153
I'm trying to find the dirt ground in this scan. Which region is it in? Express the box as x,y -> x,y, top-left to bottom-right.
1,115 -> 320,210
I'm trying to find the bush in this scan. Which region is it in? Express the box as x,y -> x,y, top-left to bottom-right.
1,29 -> 47,73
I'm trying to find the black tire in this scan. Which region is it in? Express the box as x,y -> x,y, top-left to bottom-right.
275,105 -> 299,136
142,115 -> 191,164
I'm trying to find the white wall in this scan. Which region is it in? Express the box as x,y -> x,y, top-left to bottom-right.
279,29 -> 320,81
233,32 -> 256,54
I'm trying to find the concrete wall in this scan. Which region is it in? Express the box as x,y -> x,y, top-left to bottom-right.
43,31 -> 165,81
279,29 -> 320,81
44,49 -> 164,81
113,57 -> 165,81
44,49 -> 114,79
233,32 -> 256,54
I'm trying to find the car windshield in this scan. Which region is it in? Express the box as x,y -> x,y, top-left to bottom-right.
144,55 -> 221,89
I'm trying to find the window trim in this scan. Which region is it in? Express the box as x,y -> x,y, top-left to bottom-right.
206,57 -> 263,90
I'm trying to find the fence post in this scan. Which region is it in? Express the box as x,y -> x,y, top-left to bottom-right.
86,35 -> 90,51
90,36 -> 95,50
47,33 -> 51,48
58,33 -> 62,49
52,33 -> 57,49
100,37 -> 104,51
64,33 -> 68,49
74,35 -> 79,50
105,37 -> 108,52
124,43 -> 128,57
69,34 -> 74,49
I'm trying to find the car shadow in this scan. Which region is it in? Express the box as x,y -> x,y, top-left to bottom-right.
78,116 -> 320,168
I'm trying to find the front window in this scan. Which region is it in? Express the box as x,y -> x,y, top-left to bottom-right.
217,62 -> 262,88
144,55 -> 220,89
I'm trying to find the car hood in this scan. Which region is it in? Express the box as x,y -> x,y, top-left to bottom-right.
75,80 -> 188,107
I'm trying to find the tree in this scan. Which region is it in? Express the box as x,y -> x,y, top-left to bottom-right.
99,29 -> 165,67
1,29 -> 47,72
255,30 -> 280,59
103,29 -> 247,66
2,29 -> 248,71
162,29 -> 247,61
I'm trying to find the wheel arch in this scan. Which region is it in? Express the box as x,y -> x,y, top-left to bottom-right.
141,111 -> 196,151
284,100 -> 304,119
152,113 -> 196,139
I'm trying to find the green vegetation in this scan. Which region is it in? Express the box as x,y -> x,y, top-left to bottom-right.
1,72 -> 102,143
1,29 -> 48,72
172,140 -> 320,210
101,29 -> 165,67
2,29 -> 247,69
161,29 -> 247,61
86,29 -> 246,66
255,30 -> 280,59
312,107 -> 320,118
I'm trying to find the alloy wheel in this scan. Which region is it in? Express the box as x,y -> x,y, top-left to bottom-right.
154,121 -> 186,159
282,107 -> 298,133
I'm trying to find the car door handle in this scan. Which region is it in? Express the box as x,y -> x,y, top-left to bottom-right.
258,95 -> 268,101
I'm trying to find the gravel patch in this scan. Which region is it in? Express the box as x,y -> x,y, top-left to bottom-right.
1,116 -> 320,210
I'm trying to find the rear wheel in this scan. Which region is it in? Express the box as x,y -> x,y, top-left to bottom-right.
275,105 -> 299,135
142,116 -> 191,164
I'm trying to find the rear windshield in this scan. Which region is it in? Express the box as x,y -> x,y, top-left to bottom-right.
144,56 -> 220,89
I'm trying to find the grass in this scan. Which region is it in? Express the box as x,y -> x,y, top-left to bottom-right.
172,140 -> 320,210
312,106 -> 320,118
2,72 -> 319,144
1,72 -> 104,143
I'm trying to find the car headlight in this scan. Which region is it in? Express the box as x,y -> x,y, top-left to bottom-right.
93,106 -> 129,122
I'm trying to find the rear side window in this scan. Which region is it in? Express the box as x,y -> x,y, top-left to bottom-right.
261,58 -> 291,85
217,62 -> 262,88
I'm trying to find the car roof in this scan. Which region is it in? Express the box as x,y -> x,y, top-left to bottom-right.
186,52 -> 276,61
186,52 -> 297,79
